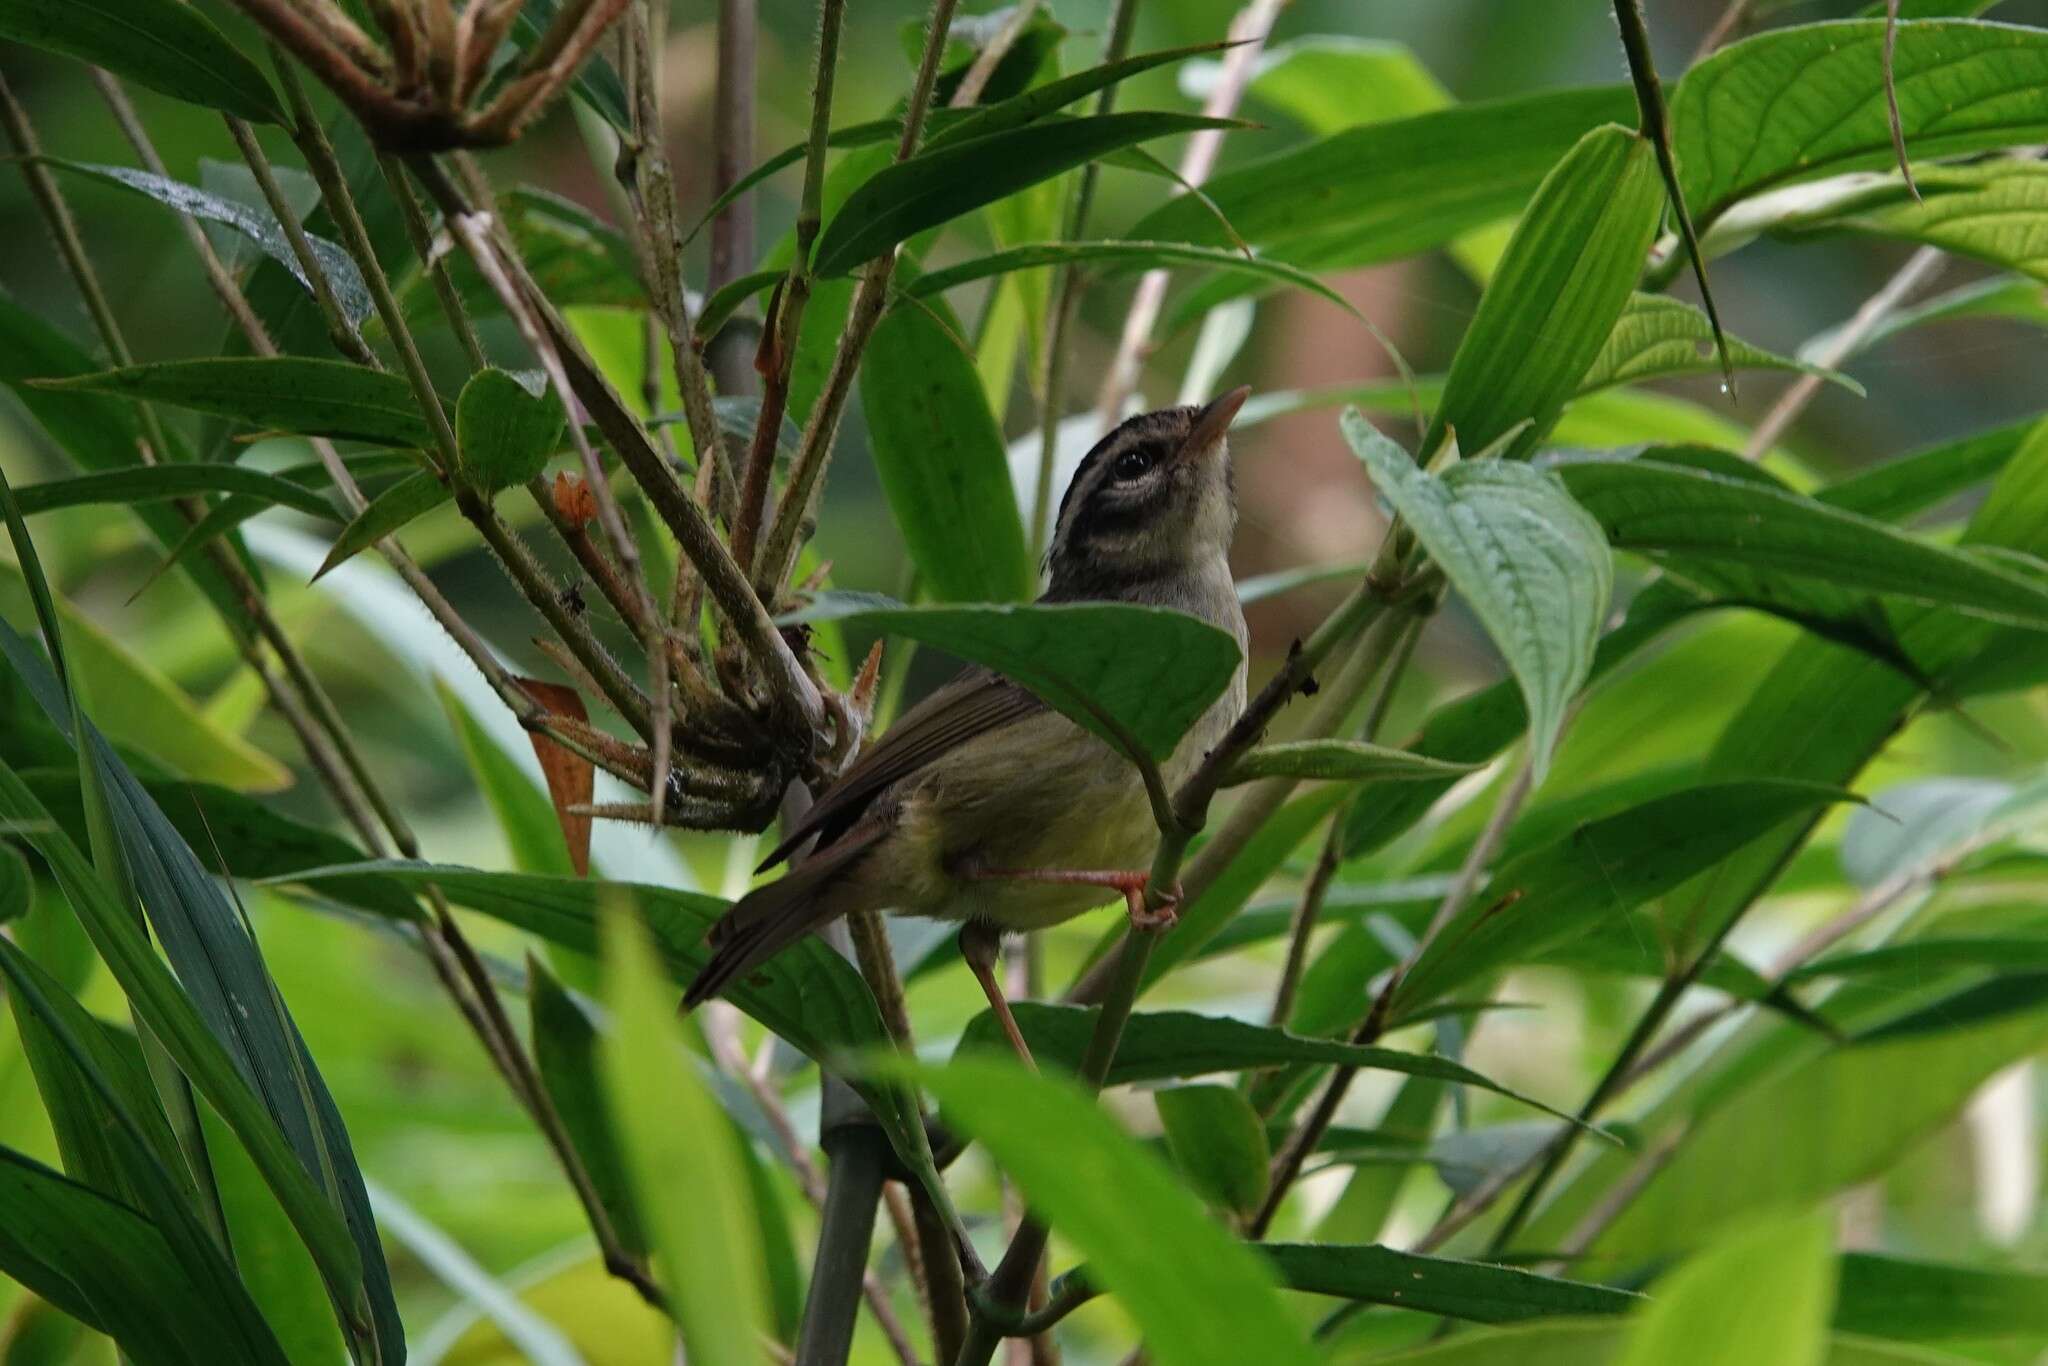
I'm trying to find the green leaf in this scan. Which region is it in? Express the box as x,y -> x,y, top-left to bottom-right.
861,303 -> 1033,603
1834,1252 -> 2048,1342
1333,1323 -> 1970,1366
529,958 -> 643,1258
1155,1084 -> 1268,1216
1791,937 -> 2048,984
313,470 -> 450,580
811,112 -> 1247,277
1343,410 -> 1611,780
600,908 -> 766,1366
1127,85 -> 1636,272
1587,1006 -> 2048,1260
271,860 -> 895,1088
33,159 -> 369,327
955,1002 -> 1583,1126
1262,1242 -> 1639,1322
0,1142 -> 285,1362
1789,161 -> 2048,283
1427,123 -> 1663,459
901,1055 -> 1319,1366
1191,36 -> 1451,135
1612,1214 -> 1834,1366
456,368 -> 566,492
1580,294 -> 1862,397
1673,19 -> 2048,231
508,0 -> 630,132
904,240 -> 1371,324
1395,781 -> 1847,1010
38,357 -> 434,447
1553,453 -> 2048,630
0,843 -> 26,924
784,595 -> 1242,761
0,561 -> 290,791
1222,739 -> 1479,786
0,0 -> 281,122
1820,417 -> 2041,523
8,463 -> 339,522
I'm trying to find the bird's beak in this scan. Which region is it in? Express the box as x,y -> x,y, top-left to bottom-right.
1178,385 -> 1251,463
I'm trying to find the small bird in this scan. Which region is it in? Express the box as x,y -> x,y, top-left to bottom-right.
683,388 -> 1252,1057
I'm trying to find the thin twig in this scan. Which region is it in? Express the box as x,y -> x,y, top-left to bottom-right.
1883,0 -> 1921,204
1094,0 -> 1281,425
949,0 -> 1044,109
1742,245 -> 1944,461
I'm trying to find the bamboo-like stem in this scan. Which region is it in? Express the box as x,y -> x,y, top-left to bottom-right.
754,0 -> 962,595
1027,0 -> 1142,559
709,0 -> 758,294
379,151 -> 490,370
730,0 -> 844,572
1093,0 -> 1280,425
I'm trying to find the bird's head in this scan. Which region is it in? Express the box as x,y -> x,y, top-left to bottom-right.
1045,386 -> 1249,597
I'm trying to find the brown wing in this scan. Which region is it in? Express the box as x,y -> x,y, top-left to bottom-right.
758,668 -> 1046,870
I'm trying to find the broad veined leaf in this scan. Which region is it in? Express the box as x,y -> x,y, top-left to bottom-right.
1127,85 -> 1636,271
904,240 -> 1371,325
600,913 -> 766,1366
1554,453 -> 2048,630
1579,294 -> 1863,396
0,0 -> 281,122
899,1055 -> 1319,1366
954,1002 -> 1583,1125
1222,739 -> 1480,786
1611,1214 -> 1835,1366
1671,19 -> 2048,231
1394,780 -> 1847,1010
785,595 -> 1242,761
811,112 -> 1247,277
1426,123 -> 1663,459
33,159 -> 369,327
313,470 -> 449,580
1269,1243 -> 1638,1323
861,303 -> 1033,603
1155,1084 -> 1269,1216
7,463 -> 339,522
1834,1252 -> 2048,1342
1786,160 -> 2048,283
456,368 -> 565,492
37,357 -> 434,447
1344,410 -> 1611,780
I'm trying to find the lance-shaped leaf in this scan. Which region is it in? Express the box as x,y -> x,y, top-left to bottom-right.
1611,1215 -> 1835,1366
1343,410 -> 1610,781
811,112 -> 1246,277
1395,780 -> 1848,1010
861,303 -> 1033,603
1834,1252 -> 2048,1342
1223,739 -> 1480,786
0,0 -> 282,123
1672,19 -> 2048,232
9,464 -> 339,522
33,159 -> 370,327
1156,1084 -> 1269,1216
314,470 -> 450,580
1426,123 -> 1664,459
1551,453 -> 2048,630
898,1055 -> 1320,1366
1580,294 -> 1863,396
1263,1243 -> 1638,1322
954,1002 -> 1585,1126
1128,85 -> 1636,268
38,357 -> 434,447
785,595 -> 1242,761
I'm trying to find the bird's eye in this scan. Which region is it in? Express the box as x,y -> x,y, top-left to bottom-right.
1112,446 -> 1157,482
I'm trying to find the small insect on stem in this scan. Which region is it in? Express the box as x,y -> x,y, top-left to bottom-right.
559,582 -> 588,616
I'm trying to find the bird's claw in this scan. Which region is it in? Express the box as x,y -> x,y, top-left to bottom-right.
1124,878 -> 1183,931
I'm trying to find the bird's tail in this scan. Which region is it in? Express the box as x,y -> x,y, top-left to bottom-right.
682,825 -> 881,1010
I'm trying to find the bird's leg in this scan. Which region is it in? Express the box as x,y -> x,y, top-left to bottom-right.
961,866 -> 1183,930
959,919 -> 1036,1072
